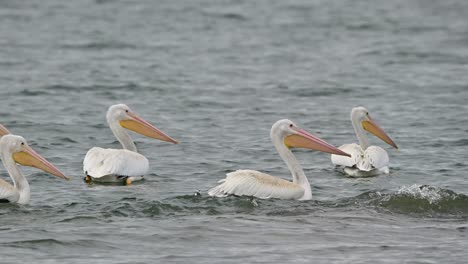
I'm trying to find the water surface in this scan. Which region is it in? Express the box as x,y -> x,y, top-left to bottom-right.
0,0 -> 467,263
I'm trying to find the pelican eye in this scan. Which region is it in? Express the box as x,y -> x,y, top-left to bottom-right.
289,124 -> 293,128
21,142 -> 25,145
125,110 -> 129,113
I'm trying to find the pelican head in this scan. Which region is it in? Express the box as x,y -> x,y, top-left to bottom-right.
351,106 -> 398,149
0,123 -> 10,136
106,104 -> 178,144
0,134 -> 69,180
272,119 -> 350,157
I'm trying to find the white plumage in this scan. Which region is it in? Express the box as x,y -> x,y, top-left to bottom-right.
83,147 -> 149,180
83,104 -> 177,184
332,107 -> 397,177
0,178 -> 20,202
332,144 -> 389,177
0,134 -> 68,204
208,119 -> 350,200
208,170 -> 305,199
0,126 -> 20,202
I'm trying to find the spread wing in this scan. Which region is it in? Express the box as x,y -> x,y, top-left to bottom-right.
208,170 -> 305,200
0,177 -> 19,203
331,143 -> 363,167
83,147 -> 149,178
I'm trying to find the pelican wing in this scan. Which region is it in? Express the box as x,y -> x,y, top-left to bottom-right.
331,143 -> 389,172
208,170 -> 305,199
363,146 -> 389,169
0,178 -> 19,202
83,147 -> 149,178
331,143 -> 363,167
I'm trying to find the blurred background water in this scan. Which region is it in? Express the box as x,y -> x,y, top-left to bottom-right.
0,0 -> 467,263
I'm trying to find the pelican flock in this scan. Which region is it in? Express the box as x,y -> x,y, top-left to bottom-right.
0,133 -> 69,204
83,104 -> 178,185
1,103 -> 400,205
331,107 -> 398,177
208,119 -> 350,200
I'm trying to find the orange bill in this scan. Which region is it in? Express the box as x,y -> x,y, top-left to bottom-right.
284,128 -> 350,157
13,145 -> 69,180
120,113 -> 178,144
0,124 -> 10,136
362,117 -> 398,149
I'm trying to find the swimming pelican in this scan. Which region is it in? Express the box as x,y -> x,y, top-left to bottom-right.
0,134 -> 69,204
331,107 -> 398,177
208,119 -> 350,200
0,123 -> 10,136
83,104 -> 178,185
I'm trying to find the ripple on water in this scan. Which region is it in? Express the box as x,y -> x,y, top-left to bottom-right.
0,238 -> 119,251
287,87 -> 355,97
18,89 -> 50,96
60,41 -> 138,50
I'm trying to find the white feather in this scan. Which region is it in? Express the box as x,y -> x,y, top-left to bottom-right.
333,107 -> 396,177
331,143 -> 390,175
331,143 -> 362,167
0,178 -> 19,202
208,170 -> 305,200
83,147 -> 149,178
364,146 -> 389,169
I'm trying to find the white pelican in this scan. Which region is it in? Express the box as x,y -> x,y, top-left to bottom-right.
83,104 -> 178,185
0,123 -> 10,137
331,106 -> 398,177
208,119 -> 350,200
0,134 -> 69,204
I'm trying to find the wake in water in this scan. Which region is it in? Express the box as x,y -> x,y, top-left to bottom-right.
8,185 -> 463,223
165,184 -> 468,218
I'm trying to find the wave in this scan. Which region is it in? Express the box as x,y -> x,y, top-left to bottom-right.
354,184 -> 468,216
0,238 -> 67,248
138,186 -> 466,218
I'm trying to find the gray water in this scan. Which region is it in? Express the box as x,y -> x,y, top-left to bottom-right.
1,0 -> 467,263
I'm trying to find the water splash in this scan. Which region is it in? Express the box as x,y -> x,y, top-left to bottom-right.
371,185 -> 468,216
394,184 -> 456,204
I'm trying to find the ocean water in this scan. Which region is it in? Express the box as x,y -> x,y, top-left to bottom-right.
0,0 -> 467,263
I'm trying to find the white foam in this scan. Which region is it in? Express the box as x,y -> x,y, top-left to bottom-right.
395,184 -> 444,204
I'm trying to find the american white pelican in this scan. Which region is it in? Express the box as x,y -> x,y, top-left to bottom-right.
0,134 -> 69,204
208,119 -> 350,200
331,107 -> 398,177
0,123 -> 10,137
83,104 -> 178,185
